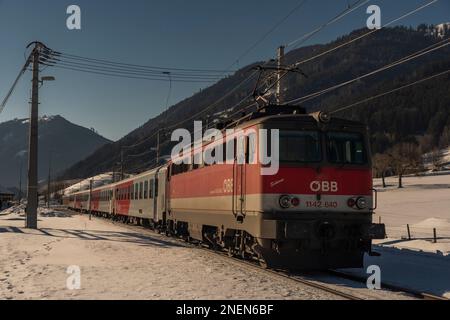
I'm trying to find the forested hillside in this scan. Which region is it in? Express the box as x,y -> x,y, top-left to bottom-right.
61,26 -> 450,180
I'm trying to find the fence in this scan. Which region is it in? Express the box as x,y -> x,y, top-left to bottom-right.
385,224 -> 450,243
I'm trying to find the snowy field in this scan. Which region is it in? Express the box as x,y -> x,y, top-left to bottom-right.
373,173 -> 450,254
340,173 -> 450,298
0,209 -> 349,300
1,172 -> 449,299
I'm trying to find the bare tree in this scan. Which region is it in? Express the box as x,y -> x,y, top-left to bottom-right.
389,143 -> 421,188
373,153 -> 391,188
439,125 -> 450,149
430,148 -> 443,171
418,134 -> 434,154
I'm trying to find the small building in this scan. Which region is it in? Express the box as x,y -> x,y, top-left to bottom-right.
0,192 -> 14,209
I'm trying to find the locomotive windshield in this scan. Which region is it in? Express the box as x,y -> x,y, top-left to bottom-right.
279,131 -> 321,163
326,132 -> 367,165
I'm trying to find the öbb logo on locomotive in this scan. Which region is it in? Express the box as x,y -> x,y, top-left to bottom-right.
309,181 -> 339,193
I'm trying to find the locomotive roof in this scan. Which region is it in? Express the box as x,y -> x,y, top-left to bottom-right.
230,108 -> 367,131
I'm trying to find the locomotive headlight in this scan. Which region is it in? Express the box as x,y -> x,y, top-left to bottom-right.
356,197 -> 367,210
347,198 -> 356,208
291,197 -> 300,207
279,195 -> 292,209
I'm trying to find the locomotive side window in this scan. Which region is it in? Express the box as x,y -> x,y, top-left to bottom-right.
326,132 -> 367,165
279,131 -> 321,163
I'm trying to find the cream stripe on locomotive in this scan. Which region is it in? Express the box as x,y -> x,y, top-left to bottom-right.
170,194 -> 373,214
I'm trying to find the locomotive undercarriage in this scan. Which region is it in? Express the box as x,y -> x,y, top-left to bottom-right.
73,208 -> 384,270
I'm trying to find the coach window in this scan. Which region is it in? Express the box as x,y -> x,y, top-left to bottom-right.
139,182 -> 143,199
149,179 -> 154,199
154,178 -> 159,197
131,184 -> 134,200
134,183 -> 138,199
144,181 -> 148,199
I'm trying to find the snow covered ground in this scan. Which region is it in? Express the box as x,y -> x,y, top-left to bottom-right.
337,173 -> 450,298
1,172 -> 449,299
373,173 -> 450,255
0,208 -> 349,300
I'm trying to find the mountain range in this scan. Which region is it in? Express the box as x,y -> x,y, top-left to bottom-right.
0,115 -> 111,188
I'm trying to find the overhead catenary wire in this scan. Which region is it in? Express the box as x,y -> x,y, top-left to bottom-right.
290,0 -> 440,67
257,0 -> 441,104
330,68 -> 450,114
285,38 -> 450,105
286,0 -> 371,49
223,0 -> 309,72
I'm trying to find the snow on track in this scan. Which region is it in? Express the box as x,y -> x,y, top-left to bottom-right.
0,210 -> 343,300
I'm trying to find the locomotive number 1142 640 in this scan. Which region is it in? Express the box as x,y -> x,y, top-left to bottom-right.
305,201 -> 338,208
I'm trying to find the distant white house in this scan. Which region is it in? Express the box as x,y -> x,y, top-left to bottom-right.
435,23 -> 450,38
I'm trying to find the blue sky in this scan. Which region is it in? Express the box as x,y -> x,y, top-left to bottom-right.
0,0 -> 449,140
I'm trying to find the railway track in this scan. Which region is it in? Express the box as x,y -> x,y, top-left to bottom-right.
198,247 -> 363,300
326,270 -> 448,301
73,211 -> 446,300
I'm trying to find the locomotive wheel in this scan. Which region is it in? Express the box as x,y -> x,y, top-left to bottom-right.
258,259 -> 269,269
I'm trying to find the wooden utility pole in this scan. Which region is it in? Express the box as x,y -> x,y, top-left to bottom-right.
25,43 -> 41,229
276,45 -> 285,105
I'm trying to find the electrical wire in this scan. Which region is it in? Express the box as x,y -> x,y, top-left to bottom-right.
0,59 -> 30,114
291,0 -> 440,67
223,0 -> 309,72
48,55 -> 231,78
330,69 -> 450,114
285,39 -> 450,105
54,51 -> 235,74
46,65 -> 218,83
286,0 -> 370,49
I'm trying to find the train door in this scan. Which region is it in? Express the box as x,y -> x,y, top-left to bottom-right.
152,172 -> 158,222
152,167 -> 167,224
233,137 -> 247,221
109,189 -> 113,215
